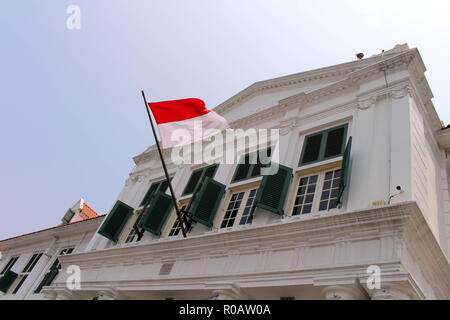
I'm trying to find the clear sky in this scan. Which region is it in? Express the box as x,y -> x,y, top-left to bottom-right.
0,0 -> 449,240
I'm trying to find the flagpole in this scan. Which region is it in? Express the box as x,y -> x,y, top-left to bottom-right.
141,90 -> 187,238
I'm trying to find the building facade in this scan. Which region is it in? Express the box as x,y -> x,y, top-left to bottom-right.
0,199 -> 103,299
3,44 -> 450,300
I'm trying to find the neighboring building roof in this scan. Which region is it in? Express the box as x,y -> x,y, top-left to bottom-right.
80,203 -> 99,220
0,214 -> 105,244
0,200 -> 103,247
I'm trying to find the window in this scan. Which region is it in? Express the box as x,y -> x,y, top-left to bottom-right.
61,209 -> 75,224
0,270 -> 18,294
120,209 -> 146,244
98,200 -> 134,242
125,228 -> 138,243
34,248 -> 74,294
220,188 -> 258,229
168,205 -> 192,237
190,176 -> 226,227
231,147 -> 272,183
140,178 -> 171,207
49,248 -> 74,271
299,124 -> 348,165
182,164 -> 218,195
168,215 -> 184,237
11,252 -> 43,294
291,168 -> 341,215
22,253 -> 43,274
0,256 -> 19,276
140,191 -> 174,236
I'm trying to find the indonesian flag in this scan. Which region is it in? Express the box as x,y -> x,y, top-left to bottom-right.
148,98 -> 229,148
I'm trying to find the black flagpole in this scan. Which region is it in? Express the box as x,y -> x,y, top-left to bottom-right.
141,90 -> 187,238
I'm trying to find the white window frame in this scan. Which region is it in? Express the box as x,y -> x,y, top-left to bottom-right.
287,160 -> 343,216
214,181 -> 260,230
10,252 -> 43,295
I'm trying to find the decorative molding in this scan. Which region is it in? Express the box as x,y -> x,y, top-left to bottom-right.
369,284 -> 417,300
48,202 -> 450,299
357,96 -> 378,110
132,49 -> 445,171
278,118 -> 298,136
390,86 -> 413,100
214,49 -> 415,117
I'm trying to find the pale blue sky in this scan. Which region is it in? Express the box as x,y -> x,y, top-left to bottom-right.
0,0 -> 449,239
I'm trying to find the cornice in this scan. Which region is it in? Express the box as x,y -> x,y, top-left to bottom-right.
60,202 -> 411,267
132,48 -> 441,169
214,50 -> 413,117
403,202 -> 450,299
55,202 -> 449,298
0,217 -> 104,251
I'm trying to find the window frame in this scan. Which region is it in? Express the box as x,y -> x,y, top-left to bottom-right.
98,200 -> 134,243
0,256 -> 19,276
299,124 -> 348,166
167,202 -> 192,237
231,147 -> 272,184
10,252 -> 43,295
215,181 -> 260,230
33,248 -> 74,294
182,163 -> 219,196
140,177 -> 172,208
287,160 -> 343,217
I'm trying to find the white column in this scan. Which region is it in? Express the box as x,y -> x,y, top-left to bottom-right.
389,87 -> 413,203
346,97 -> 377,210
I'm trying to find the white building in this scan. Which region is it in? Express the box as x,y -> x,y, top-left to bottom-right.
0,199 -> 103,299
4,44 -> 450,300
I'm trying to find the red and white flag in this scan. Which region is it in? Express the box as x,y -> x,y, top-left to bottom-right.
148,98 -> 229,148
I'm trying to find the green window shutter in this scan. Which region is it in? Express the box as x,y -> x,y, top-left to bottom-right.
337,136 -> 352,204
61,209 -> 75,224
255,163 -> 293,215
140,191 -> 173,236
190,176 -> 226,227
0,270 -> 18,293
98,200 -> 134,242
140,178 -> 173,207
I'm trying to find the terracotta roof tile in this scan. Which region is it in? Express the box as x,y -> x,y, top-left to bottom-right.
80,202 -> 100,220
